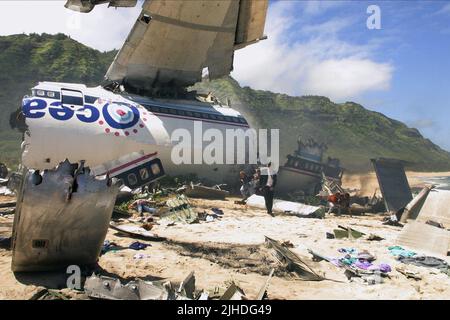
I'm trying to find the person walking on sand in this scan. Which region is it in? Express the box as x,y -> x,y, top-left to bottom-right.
259,162 -> 277,216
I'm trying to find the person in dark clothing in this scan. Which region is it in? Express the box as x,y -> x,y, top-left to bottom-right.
258,163 -> 277,216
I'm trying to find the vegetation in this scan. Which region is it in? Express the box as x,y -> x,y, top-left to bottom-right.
1,33 -> 449,172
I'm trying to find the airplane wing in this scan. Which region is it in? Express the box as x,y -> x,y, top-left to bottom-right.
103,0 -> 268,94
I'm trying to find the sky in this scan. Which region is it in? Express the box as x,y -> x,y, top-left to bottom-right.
0,0 -> 449,151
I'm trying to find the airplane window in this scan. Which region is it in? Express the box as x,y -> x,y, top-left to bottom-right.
61,89 -> 84,108
232,117 -> 239,123
127,173 -> 138,186
225,116 -> 232,122
194,112 -> 201,118
217,116 -> 225,121
139,168 -> 149,180
209,114 -> 217,120
202,113 -> 209,119
185,111 -> 193,117
151,163 -> 161,175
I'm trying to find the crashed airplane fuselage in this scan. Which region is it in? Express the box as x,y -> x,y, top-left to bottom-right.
21,82 -> 252,186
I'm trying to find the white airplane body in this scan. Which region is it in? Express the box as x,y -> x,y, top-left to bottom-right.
22,82 -> 251,185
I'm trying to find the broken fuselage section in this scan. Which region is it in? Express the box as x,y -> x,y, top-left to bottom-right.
11,160 -> 121,272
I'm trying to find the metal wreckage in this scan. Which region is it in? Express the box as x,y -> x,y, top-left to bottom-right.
3,0 -> 272,300
3,0 -> 450,301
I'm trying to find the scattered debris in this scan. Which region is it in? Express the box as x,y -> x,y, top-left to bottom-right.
256,268 -> 275,300
11,160 -> 121,272
84,274 -> 176,300
110,222 -> 166,241
265,236 -> 324,281
219,282 -> 247,300
247,195 -> 325,218
101,240 -> 122,255
0,201 -> 15,208
177,271 -> 195,299
183,183 -> 230,200
382,215 -> 403,227
0,186 -> 14,196
0,207 -> 15,216
160,195 -> 198,224
395,266 -> 422,280
129,241 -> 150,250
398,255 -> 449,274
333,225 -> 365,239
330,248 -> 391,276
281,240 -> 294,248
388,246 -> 417,258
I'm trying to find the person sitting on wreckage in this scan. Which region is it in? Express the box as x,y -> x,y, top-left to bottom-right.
128,199 -> 157,216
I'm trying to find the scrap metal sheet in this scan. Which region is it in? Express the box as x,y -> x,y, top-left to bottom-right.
11,161 -> 120,272
371,158 -> 412,212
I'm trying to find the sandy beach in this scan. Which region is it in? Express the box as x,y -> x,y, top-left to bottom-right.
1,169 -> 450,300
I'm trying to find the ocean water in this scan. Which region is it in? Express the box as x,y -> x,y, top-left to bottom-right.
418,176 -> 450,190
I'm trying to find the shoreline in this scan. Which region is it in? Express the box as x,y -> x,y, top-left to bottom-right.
342,171 -> 450,196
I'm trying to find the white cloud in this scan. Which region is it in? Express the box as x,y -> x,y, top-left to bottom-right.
232,2 -> 393,101
436,3 -> 450,15
0,0 -> 142,51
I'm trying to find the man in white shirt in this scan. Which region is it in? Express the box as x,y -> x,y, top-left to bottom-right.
259,162 -> 277,216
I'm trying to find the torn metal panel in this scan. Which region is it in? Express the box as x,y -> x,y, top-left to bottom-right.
256,268 -> 274,300
399,185 -> 433,223
105,0 -> 268,93
371,158 -> 412,212
265,236 -> 324,281
219,282 -> 247,300
11,160 -> 120,272
184,184 -> 230,200
84,274 -> 175,300
414,189 -> 450,228
246,195 -> 325,218
64,0 -> 137,13
177,271 -> 195,299
396,221 -> 450,257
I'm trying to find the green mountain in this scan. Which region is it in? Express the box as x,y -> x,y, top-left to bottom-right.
1,33 -> 449,172
0,33 -> 116,165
